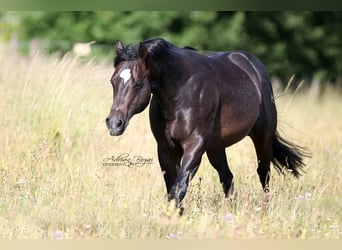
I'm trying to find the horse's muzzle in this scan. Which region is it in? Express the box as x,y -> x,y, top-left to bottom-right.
106,116 -> 125,136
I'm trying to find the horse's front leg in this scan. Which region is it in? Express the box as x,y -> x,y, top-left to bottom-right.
169,134 -> 205,208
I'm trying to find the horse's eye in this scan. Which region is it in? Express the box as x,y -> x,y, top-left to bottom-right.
133,80 -> 143,90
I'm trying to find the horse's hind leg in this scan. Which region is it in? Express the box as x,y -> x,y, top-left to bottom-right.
251,136 -> 273,192
206,149 -> 234,196
249,118 -> 275,192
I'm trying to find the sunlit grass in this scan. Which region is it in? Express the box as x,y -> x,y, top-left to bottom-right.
0,50 -> 341,239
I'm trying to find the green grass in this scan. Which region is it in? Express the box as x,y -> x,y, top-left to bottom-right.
0,50 -> 341,239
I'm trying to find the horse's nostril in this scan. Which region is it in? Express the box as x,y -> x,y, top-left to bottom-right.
105,117 -> 110,123
116,119 -> 123,128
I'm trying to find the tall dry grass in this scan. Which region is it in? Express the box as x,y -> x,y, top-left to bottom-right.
0,49 -> 341,239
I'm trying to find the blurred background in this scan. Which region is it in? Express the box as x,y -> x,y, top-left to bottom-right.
0,11 -> 341,87
0,11 -> 341,239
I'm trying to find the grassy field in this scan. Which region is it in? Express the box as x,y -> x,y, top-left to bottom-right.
0,50 -> 341,239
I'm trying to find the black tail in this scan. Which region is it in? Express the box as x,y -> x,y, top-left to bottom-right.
272,131 -> 311,177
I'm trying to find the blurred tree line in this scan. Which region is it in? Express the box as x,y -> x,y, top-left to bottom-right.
1,11 -> 341,85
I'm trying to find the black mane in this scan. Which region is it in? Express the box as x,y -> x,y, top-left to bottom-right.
114,43 -> 138,67
114,38 -> 195,67
142,38 -> 174,61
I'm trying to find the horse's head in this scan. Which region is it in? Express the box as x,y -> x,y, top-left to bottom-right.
106,40 -> 151,136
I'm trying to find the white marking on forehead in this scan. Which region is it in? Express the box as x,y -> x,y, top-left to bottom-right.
119,68 -> 131,85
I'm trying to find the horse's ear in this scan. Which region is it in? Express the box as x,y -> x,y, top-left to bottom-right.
115,40 -> 124,55
138,42 -> 148,61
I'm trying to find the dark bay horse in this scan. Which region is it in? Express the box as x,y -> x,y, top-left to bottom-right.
106,38 -> 309,208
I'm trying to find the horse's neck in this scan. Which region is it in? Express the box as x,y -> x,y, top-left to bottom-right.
150,68 -> 193,120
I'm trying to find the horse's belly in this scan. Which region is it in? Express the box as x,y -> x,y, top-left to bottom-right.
216,122 -> 254,147
207,103 -> 260,149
